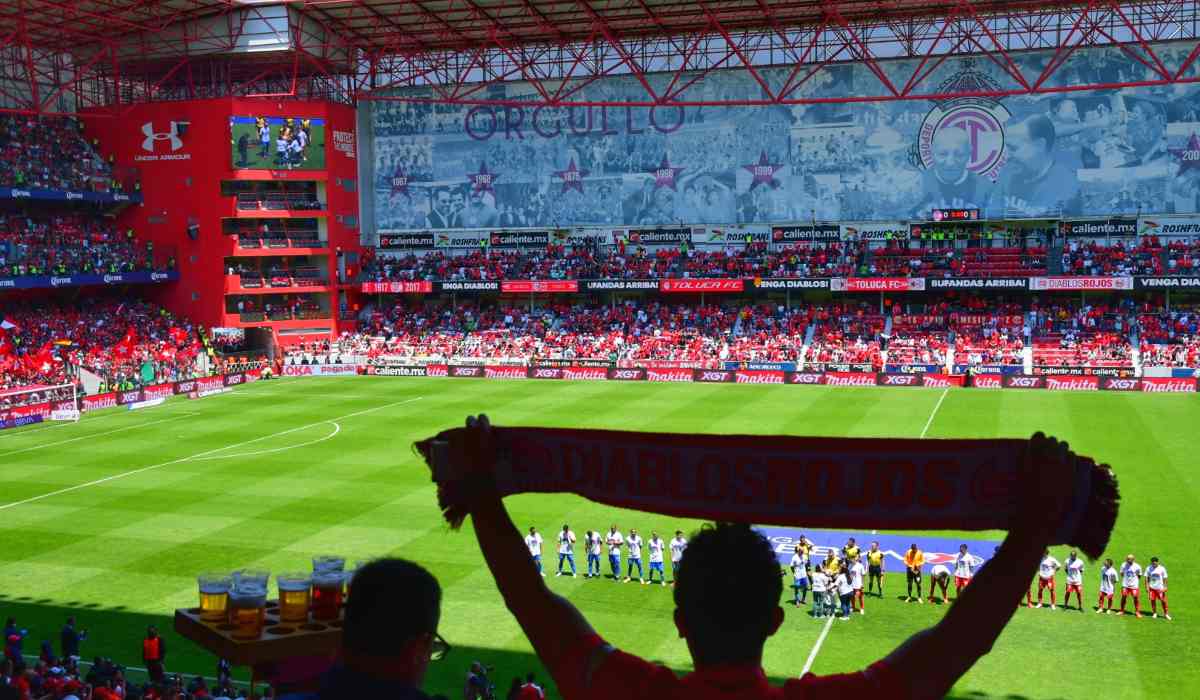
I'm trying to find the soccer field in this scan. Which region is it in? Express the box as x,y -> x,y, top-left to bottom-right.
0,377 -> 1195,698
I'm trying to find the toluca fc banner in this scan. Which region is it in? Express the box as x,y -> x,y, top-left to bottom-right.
771,224 -> 840,242
832,277 -> 926,292
362,280 -> 434,294
1029,276 -> 1134,291
659,278 -> 744,293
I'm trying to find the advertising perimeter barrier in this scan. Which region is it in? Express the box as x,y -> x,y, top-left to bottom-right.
359,363 -> 1199,392
0,370 -> 263,426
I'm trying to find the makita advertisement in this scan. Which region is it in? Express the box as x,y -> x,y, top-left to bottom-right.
582,279 -> 659,291
283,364 -> 360,377
484,365 -> 529,379
647,368 -> 695,382
972,374 -> 1004,389
1140,377 -> 1198,392
1029,276 -> 1134,291
823,372 -> 878,387
82,393 -> 119,411
921,374 -> 966,388
752,278 -> 831,291
928,277 -> 1029,290
427,364 -> 450,376
734,370 -> 785,384
659,278 -> 744,293
362,281 -> 434,294
143,383 -> 176,401
563,366 -> 609,381
1044,375 -> 1101,391
771,224 -> 840,242
1059,218 -> 1137,237
367,365 -> 429,377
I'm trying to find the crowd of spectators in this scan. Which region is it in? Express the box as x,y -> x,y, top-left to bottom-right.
356,238 -> 1200,283
1029,299 -> 1136,367
0,115 -> 112,193
0,299 -> 206,392
0,213 -> 167,278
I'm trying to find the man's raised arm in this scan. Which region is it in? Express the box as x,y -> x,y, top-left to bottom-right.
450,417 -> 597,676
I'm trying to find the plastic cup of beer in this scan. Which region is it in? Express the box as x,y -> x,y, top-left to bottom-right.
197,573 -> 232,623
312,555 -> 345,573
311,570 -> 344,621
277,573 -> 312,623
228,569 -> 270,639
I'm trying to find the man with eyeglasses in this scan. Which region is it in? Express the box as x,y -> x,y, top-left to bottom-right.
301,558 -> 449,699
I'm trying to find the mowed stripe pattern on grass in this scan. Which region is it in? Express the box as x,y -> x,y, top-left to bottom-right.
0,377 -> 1194,699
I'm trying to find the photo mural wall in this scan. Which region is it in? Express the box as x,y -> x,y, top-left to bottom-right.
366,41 -> 1200,232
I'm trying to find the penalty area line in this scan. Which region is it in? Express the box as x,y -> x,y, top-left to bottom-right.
0,396 -> 422,512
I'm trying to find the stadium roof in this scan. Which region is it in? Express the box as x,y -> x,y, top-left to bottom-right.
0,0 -> 1131,54
1,0 -> 1198,112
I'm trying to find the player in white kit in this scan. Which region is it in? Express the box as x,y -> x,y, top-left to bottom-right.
1062,550 -> 1084,611
1145,556 -> 1170,620
624,528 -> 644,583
646,532 -> 667,586
606,526 -> 623,582
525,526 -> 544,577
927,564 -> 952,604
953,544 -> 980,599
585,530 -> 602,578
556,524 -> 577,577
1096,558 -> 1118,613
850,558 -> 867,615
669,530 -> 687,586
1117,554 -> 1143,617
1035,550 -> 1060,609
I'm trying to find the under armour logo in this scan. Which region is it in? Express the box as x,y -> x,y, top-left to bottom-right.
141,121 -> 183,152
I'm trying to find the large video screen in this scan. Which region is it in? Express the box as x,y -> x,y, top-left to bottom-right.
231,116 -> 326,170
368,41 -> 1200,230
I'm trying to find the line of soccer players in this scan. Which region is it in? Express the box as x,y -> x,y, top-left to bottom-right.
1027,551 -> 1171,619
523,525 -> 689,585
524,527 -> 1172,622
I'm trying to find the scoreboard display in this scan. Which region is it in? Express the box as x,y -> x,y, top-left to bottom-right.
931,208 -> 980,222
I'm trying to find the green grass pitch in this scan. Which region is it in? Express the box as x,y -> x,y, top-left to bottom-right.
0,377 -> 1196,698
230,122 -> 326,171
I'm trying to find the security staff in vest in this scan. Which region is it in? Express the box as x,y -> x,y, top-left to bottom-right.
142,625 -> 166,683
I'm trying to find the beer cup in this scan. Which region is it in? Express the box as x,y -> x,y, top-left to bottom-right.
311,555 -> 345,573
229,569 -> 270,639
311,570 -> 344,621
197,573 -> 232,623
277,573 -> 311,623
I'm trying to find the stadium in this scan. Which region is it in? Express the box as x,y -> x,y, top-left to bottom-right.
0,0 -> 1198,698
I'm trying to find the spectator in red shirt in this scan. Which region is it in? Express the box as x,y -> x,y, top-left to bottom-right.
453,417 -> 1076,700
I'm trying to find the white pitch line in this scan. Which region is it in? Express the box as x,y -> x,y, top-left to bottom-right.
0,413 -> 196,459
0,396 -> 422,512
919,387 -> 950,439
801,615 -> 835,676
190,421 -> 341,461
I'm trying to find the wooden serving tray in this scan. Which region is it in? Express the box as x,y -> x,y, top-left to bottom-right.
174,600 -> 342,666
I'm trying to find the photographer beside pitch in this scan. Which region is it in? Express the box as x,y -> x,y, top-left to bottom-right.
444,416 -> 1090,699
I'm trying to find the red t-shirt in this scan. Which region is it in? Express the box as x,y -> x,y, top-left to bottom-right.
553,635 -> 898,700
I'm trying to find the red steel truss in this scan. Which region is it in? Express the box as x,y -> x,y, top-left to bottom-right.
0,0 -> 1198,114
